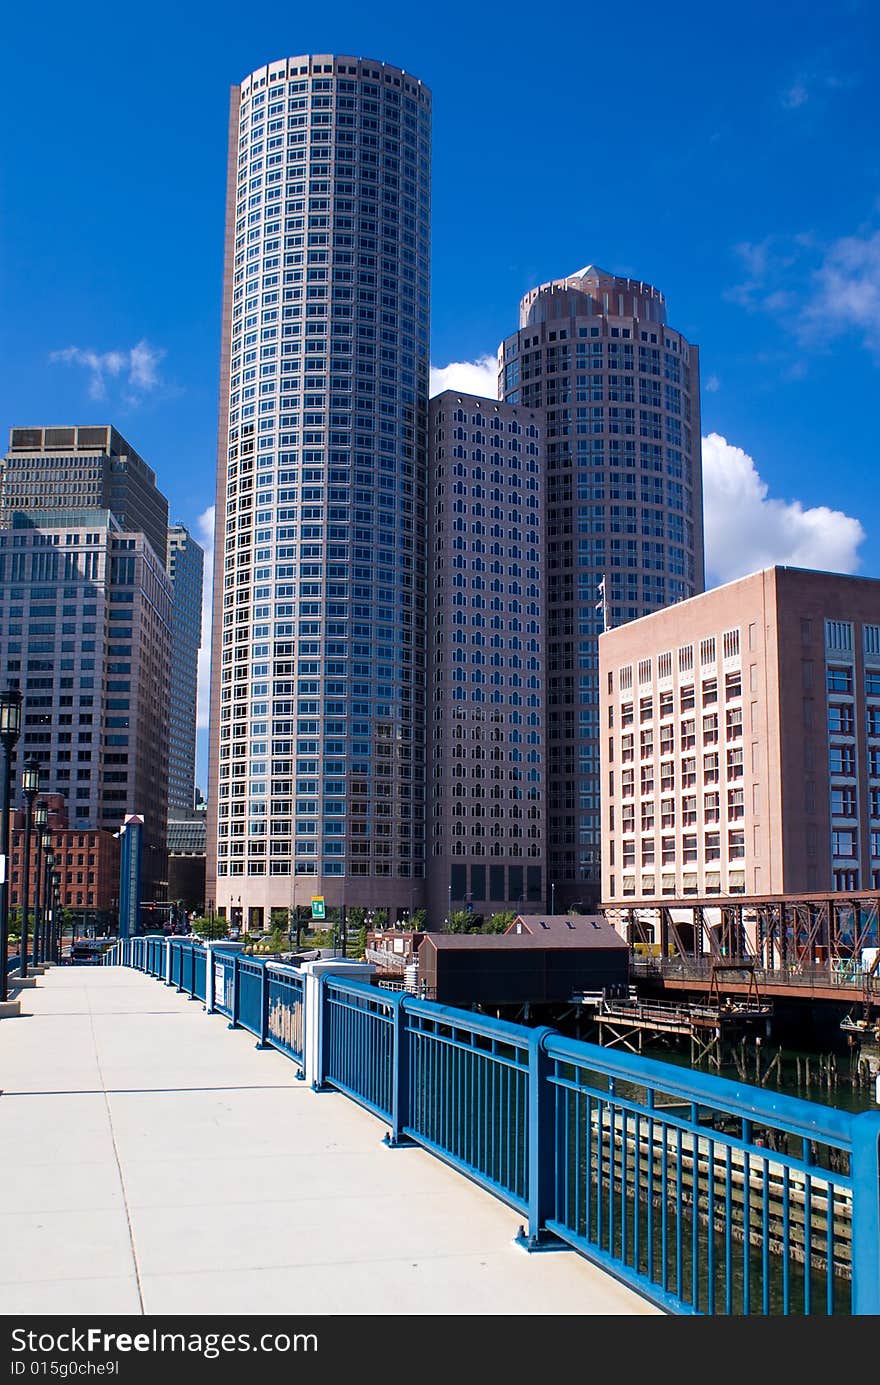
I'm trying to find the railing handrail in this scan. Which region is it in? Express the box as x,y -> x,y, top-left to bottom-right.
542,1030 -> 863,1146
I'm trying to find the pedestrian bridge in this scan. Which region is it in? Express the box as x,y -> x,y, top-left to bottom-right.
2,941 -> 879,1316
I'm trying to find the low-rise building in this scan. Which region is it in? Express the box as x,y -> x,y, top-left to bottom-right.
599,566 -> 880,904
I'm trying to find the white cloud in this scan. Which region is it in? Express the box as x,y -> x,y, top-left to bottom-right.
702,432 -> 865,586
50,339 -> 166,403
195,505 -> 214,732
705,374 -> 720,393
430,355 -> 498,399
802,228 -> 880,356
728,224 -> 880,360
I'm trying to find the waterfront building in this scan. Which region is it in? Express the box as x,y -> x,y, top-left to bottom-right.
498,267 -> 704,909
207,54 -> 432,927
2,425 -> 170,566
426,390 -> 546,924
599,566 -> 880,903
166,524 -> 204,813
0,511 -> 172,899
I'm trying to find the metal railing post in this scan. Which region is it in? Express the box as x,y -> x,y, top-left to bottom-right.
850,1112 -> 880,1314
228,953 -> 240,1029
205,945 -> 214,1013
257,961 -> 270,1048
523,1026 -> 561,1250
385,993 -> 412,1147
188,945 -> 196,1000
315,973 -> 328,1089
164,937 -> 172,986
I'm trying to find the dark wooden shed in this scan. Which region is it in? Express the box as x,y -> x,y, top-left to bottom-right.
418,917 -> 629,1007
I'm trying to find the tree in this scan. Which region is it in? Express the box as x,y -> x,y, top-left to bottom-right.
485,911 -> 517,934
403,908 -> 428,931
191,915 -> 229,941
443,910 -> 477,934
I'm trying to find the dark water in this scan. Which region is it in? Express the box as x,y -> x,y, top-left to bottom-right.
631,1040 -> 880,1115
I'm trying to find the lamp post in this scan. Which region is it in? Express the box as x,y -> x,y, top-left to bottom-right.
32,804 -> 47,965
52,869 -> 61,964
0,687 -> 23,1004
44,851 -> 56,962
550,881 -> 556,917
40,830 -> 52,964
18,757 -> 41,980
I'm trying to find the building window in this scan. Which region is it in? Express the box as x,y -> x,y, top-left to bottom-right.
728,829 -> 745,859
827,665 -> 853,693
831,787 -> 857,816
831,829 -> 856,858
830,745 -> 856,776
828,704 -> 855,735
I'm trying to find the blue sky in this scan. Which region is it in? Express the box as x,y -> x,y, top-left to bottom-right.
3,0 -> 879,790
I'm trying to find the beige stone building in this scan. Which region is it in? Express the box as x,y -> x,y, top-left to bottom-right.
599,566 -> 880,904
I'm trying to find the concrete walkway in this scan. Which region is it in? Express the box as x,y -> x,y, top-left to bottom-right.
0,966 -> 659,1316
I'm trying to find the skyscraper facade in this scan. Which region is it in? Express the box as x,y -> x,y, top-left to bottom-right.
2,426 -> 170,564
499,267 -> 704,909
427,391 -> 546,924
0,512 -> 172,899
167,524 -> 204,813
207,55 -> 431,926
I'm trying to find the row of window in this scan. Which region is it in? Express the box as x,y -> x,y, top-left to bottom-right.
610,830 -> 746,866
616,672 -> 741,721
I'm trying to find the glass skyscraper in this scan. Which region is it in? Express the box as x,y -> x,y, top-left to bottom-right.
207,55 -> 431,928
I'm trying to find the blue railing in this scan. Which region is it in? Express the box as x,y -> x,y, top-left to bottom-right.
266,964 -> 305,1064
403,999 -> 531,1212
106,946 -> 880,1315
321,978 -> 397,1121
212,950 -> 235,1018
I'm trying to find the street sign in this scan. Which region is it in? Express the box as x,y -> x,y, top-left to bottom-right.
311,896 -> 325,920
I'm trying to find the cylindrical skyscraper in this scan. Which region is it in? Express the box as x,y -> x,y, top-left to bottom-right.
207,55 -> 431,929
499,266 -> 704,910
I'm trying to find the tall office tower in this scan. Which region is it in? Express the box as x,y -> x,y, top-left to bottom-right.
499,267 -> 704,909
427,391 -> 546,925
167,524 -> 204,812
207,55 -> 431,929
0,512 -> 172,899
2,426 -> 170,565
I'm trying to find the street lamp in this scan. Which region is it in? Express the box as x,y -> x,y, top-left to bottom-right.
40,830 -> 53,962
0,687 -> 23,1004
52,869 -> 61,964
44,851 -> 56,962
550,881 -> 556,917
18,757 -> 41,979
32,804 -> 47,965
